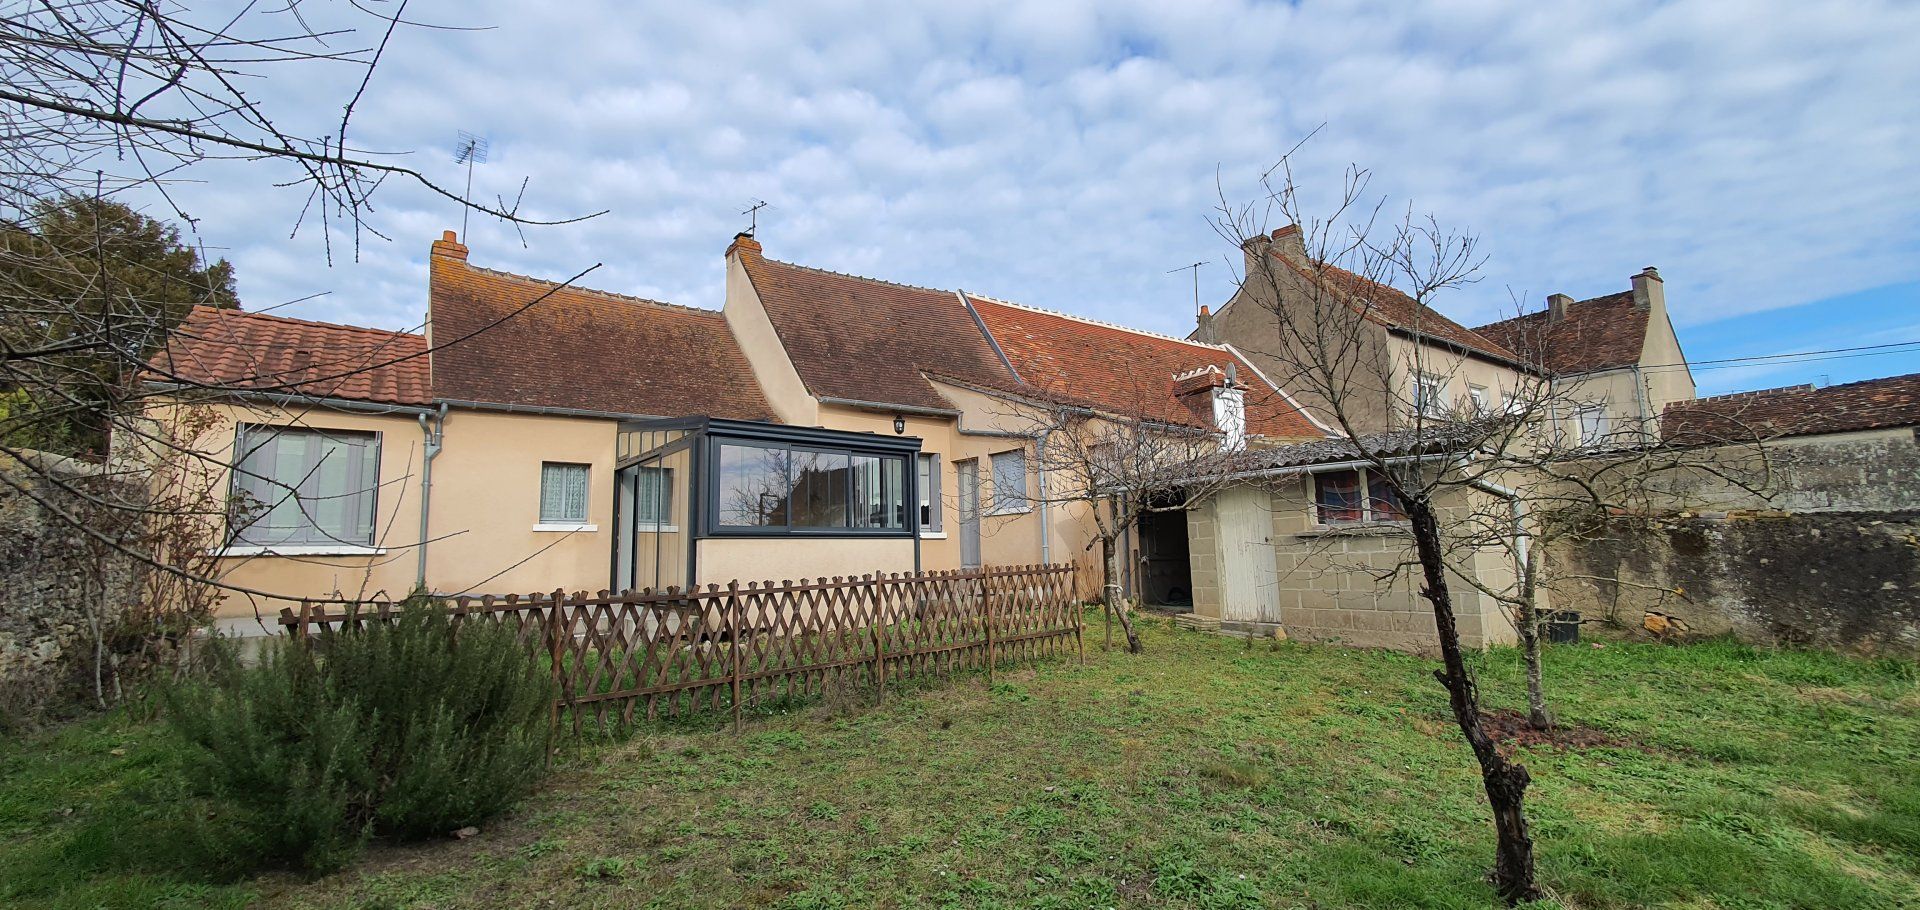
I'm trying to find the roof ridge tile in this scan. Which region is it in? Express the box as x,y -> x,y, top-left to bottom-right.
963,292 -> 1232,352
460,263 -> 721,318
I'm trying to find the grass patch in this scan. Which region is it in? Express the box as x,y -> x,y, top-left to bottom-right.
3,614 -> 1916,908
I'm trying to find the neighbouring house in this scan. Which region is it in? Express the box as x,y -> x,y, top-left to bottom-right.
1194,224 -> 1538,434
139,230 -> 1325,632
1473,267 -> 1696,443
1544,372 -> 1920,652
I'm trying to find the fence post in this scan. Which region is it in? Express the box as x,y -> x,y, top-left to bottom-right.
294,599 -> 311,645
981,570 -> 995,685
868,573 -> 885,705
728,580 -> 744,733
546,592 -> 566,753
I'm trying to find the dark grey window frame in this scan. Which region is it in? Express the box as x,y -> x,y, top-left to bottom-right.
705,435 -> 914,538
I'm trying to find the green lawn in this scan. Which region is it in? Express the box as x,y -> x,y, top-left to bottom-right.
4,613 -> 1917,909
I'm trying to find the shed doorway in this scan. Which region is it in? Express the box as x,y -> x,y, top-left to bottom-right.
1137,502 -> 1193,610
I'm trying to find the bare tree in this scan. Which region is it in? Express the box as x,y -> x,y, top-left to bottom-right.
0,1 -> 599,682
1211,156 -> 1551,902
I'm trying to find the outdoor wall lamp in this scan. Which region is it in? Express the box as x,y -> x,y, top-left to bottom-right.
893,415 -> 907,435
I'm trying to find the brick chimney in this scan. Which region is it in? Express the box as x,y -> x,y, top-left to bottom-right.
1631,266 -> 1663,312
430,229 -> 468,261
726,231 -> 762,259
1547,293 -> 1574,322
1268,224 -> 1306,262
1194,304 -> 1217,343
1173,364 -> 1246,451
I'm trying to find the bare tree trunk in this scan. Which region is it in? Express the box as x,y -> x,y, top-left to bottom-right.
1407,498 -> 1540,904
1518,613 -> 1552,731
1101,536 -> 1142,654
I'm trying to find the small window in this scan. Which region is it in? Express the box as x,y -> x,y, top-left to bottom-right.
539,462 -> 591,524
635,466 -> 672,527
1413,373 -> 1450,417
917,453 -> 942,533
229,425 -> 380,546
1366,469 -> 1406,521
990,448 -> 1028,514
1577,406 -> 1608,446
1313,470 -> 1365,523
1313,468 -> 1408,525
1468,385 -> 1490,415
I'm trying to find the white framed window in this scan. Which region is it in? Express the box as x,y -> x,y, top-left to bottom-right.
1413,373 -> 1450,417
229,425 -> 380,548
989,448 -> 1028,515
1468,385 -> 1490,415
635,466 -> 672,527
917,453 -> 943,534
1311,468 -> 1407,526
1576,406 -> 1609,447
539,462 -> 592,526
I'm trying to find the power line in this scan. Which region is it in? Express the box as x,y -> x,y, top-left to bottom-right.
1632,338 -> 1920,374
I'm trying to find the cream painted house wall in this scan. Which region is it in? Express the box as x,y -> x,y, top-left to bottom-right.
169,400 -> 429,629
723,252 -> 820,427
424,408 -> 618,597
158,398 -> 624,628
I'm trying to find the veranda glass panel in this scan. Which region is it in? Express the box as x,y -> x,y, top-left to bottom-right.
790,448 -> 850,527
717,443 -> 790,527
851,454 -> 906,529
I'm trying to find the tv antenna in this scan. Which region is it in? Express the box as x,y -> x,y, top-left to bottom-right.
454,130 -> 490,237
1168,261 -> 1206,316
741,198 -> 769,236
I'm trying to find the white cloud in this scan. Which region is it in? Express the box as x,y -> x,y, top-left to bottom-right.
138,0 -> 1920,354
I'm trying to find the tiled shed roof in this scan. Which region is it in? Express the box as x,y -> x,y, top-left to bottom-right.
1262,243 -> 1519,363
1473,291 -> 1649,375
1663,373 -> 1920,443
967,295 -> 1326,440
149,305 -> 430,406
736,246 -> 1015,412
429,241 -> 775,421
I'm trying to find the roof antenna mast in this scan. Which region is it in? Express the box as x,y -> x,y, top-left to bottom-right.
1168,261 -> 1206,316
741,198 -> 769,236
453,130 -> 490,238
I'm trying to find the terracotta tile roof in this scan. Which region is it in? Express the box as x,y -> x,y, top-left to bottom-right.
149,305 -> 430,406
967,295 -> 1326,440
1473,291 -> 1648,375
1266,248 -> 1520,363
1663,372 -> 1920,443
430,251 -> 774,420
737,250 -> 1015,411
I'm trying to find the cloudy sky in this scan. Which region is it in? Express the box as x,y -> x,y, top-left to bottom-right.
171,0 -> 1920,395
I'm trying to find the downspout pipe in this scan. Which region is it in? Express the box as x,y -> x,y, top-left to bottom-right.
1036,426 -> 1054,565
1467,474 -> 1530,602
415,402 -> 448,589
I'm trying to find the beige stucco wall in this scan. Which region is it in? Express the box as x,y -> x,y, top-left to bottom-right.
168,401 -> 430,628
424,408 -> 618,597
697,536 -> 918,586
164,399 -> 622,628
723,252 -> 819,426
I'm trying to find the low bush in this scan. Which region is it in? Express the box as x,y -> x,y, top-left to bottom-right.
163,597 -> 553,872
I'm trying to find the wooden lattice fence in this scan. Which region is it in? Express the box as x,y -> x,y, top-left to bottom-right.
279,564 -> 1082,734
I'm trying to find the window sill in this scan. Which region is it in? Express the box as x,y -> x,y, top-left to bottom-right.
214,544 -> 386,558
986,507 -> 1032,517
1299,523 -> 1411,539
532,523 -> 599,533
632,524 -> 680,534
919,531 -> 948,539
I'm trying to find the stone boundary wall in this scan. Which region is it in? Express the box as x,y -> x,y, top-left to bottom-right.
1555,511 -> 1919,654
0,452 -> 144,723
